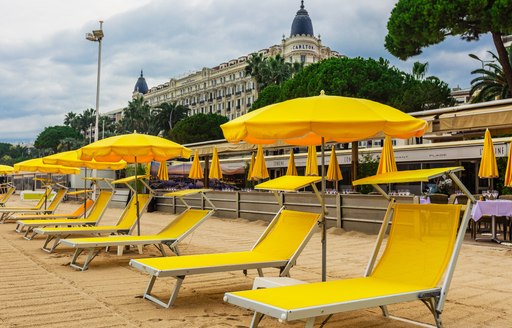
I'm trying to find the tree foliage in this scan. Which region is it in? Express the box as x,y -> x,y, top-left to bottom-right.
245,53 -> 302,93
385,0 -> 512,96
34,126 -> 83,153
469,50 -> 511,102
150,102 -> 188,136
117,96 -> 152,134
169,113 -> 228,144
0,143 -> 31,166
252,57 -> 453,112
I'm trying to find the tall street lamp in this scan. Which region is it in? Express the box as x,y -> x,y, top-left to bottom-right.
86,21 -> 104,142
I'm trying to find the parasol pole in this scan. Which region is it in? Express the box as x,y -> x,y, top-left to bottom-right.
135,156 -> 140,236
321,137 -> 327,282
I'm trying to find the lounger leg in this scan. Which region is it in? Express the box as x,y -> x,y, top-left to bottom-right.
137,245 -> 143,254
24,228 -> 38,240
250,312 -> 264,328
143,275 -> 185,308
257,268 -> 264,277
380,305 -> 389,317
154,244 -> 167,256
42,235 -> 60,253
15,223 -> 23,233
70,247 -> 103,271
305,317 -> 316,328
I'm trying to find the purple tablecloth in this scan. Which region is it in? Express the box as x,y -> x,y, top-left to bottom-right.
471,200 -> 512,222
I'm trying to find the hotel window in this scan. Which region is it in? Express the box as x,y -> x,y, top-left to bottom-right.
300,55 -> 306,63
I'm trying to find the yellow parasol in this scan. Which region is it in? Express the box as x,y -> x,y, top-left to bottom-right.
247,152 -> 256,181
80,132 -> 191,235
0,165 -> 14,174
188,150 -> 204,180
376,136 -> 397,175
221,91 -> 427,281
43,150 -> 126,170
305,146 -> 319,176
208,147 -> 223,180
505,140 -> 512,187
326,146 -> 342,182
286,150 -> 298,176
478,129 -> 498,189
44,149 -> 126,216
14,158 -> 80,175
251,145 -> 269,180
157,161 -> 169,180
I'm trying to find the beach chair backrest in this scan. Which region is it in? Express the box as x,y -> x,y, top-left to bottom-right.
155,209 -> 210,238
0,186 -> 15,204
46,189 -> 67,211
371,204 -> 460,288
34,188 -> 53,209
72,199 -> 95,217
115,193 -> 151,230
86,190 -> 113,222
252,209 -> 320,259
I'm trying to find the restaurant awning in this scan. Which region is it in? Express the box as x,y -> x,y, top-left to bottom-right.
439,105 -> 512,132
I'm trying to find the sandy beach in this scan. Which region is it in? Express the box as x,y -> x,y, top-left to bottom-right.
1,196 -> 511,328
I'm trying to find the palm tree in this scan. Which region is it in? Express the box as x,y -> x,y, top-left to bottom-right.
245,53 -> 265,93
260,54 -> 293,86
77,109 -> 96,136
469,50 -> 511,103
117,97 -> 152,134
412,61 -> 429,80
151,102 -> 188,136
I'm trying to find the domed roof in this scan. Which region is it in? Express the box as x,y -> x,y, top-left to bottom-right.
290,1 -> 314,37
134,70 -> 149,94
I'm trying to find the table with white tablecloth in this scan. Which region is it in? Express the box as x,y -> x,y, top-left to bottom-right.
471,200 -> 512,243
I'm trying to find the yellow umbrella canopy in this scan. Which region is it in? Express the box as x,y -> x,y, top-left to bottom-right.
188,150 -> 204,180
305,146 -> 319,176
208,147 -> 223,180
326,146 -> 342,181
252,144 -> 269,180
14,158 -> 80,175
80,132 -> 191,163
221,91 -> 427,145
157,161 -> 169,180
376,136 -> 397,175
0,165 -> 14,174
43,150 -> 127,170
220,91 -> 427,282
505,141 -> 512,187
478,129 -> 498,179
80,132 -> 191,236
247,152 -> 256,181
286,150 -> 298,176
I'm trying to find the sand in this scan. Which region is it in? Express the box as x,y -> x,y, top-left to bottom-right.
1,196 -> 511,328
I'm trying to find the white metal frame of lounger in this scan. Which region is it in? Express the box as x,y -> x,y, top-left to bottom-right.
130,205 -> 319,308
63,190 -> 217,271
20,188 -> 115,240
37,178 -> 153,253
0,187 -> 54,223
134,259 -> 291,308
64,209 -> 216,271
225,169 -> 474,328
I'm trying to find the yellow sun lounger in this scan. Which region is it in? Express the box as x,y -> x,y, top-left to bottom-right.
60,189 -> 216,271
34,192 -> 151,253
0,184 -> 16,207
15,190 -> 114,239
129,176 -> 322,308
0,187 -> 64,223
224,167 -> 474,328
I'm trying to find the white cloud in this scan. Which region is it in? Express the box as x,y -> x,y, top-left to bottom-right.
0,0 -> 498,142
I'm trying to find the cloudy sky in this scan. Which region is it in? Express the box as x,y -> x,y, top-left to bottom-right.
0,0 -> 495,143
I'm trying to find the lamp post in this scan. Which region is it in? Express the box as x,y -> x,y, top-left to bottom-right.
86,21 -> 104,142
469,53 -> 495,76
